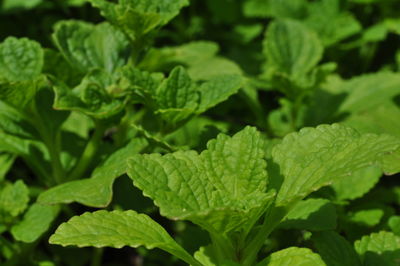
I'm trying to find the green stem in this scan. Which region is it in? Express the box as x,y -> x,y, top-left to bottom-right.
90,248 -> 104,266
46,132 -> 65,184
68,122 -> 106,181
241,208 -> 286,266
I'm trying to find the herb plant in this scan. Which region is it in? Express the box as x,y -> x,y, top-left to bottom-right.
1,0 -> 400,265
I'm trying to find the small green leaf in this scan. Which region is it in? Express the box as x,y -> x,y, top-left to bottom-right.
349,209 -> 384,227
272,124 -> 400,207
128,127 -> 275,234
388,216 -> 400,236
52,21 -> 130,73
280,198 -> 336,231
196,74 -> 243,114
355,231 -> 400,266
89,0 -> 189,41
263,19 -> 323,78
312,231 -> 362,266
38,138 -> 147,207
50,210 -> 200,266
0,37 -> 43,81
0,180 -> 29,219
257,247 -> 326,266
11,203 -> 60,243
155,66 -> 199,124
53,69 -> 126,120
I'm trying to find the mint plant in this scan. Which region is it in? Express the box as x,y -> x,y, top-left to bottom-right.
49,124 -> 400,265
1,0 -> 400,265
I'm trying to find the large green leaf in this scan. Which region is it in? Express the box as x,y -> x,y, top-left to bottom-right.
0,37 -> 43,82
127,127 -> 275,234
312,231 -> 361,266
263,19 -> 323,78
38,138 -> 147,207
272,124 -> 400,207
355,231 -> 400,266
52,21 -> 130,73
49,210 -> 200,266
257,247 -> 326,266
11,203 -> 60,243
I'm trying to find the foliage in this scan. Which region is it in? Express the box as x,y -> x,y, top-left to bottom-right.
0,0 -> 400,265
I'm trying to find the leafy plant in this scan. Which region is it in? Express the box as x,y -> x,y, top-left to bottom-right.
49,125 -> 400,265
1,0 -> 400,265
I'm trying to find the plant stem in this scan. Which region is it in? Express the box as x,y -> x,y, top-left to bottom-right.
241,207 -> 286,266
68,122 -> 106,181
90,248 -> 104,266
46,132 -> 65,184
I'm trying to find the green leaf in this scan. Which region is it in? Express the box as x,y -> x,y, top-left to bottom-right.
1,0 -> 42,11
0,180 -> 29,220
337,72 -> 400,114
355,231 -> 400,266
343,101 -> 400,138
349,209 -> 384,227
188,57 -> 243,81
127,127 -> 275,234
155,66 -> 199,124
52,21 -> 130,73
11,203 -> 60,243
272,124 -> 400,207
88,0 -> 189,41
140,41 -> 219,71
0,153 -> 15,181
279,198 -> 336,231
49,210 -> 200,266
0,37 -> 43,81
0,107 -> 24,135
38,138 -> 147,207
312,231 -> 362,266
388,216 -> 400,235
53,69 -> 126,120
331,166 -> 382,201
196,74 -> 243,114
244,0 -> 307,19
257,247 -> 326,266
263,19 -> 323,78
305,0 -> 361,46
119,66 -> 164,106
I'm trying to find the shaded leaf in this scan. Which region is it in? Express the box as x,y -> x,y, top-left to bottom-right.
280,198 -> 336,231
312,231 -> 361,266
38,138 -> 147,207
11,203 -> 60,243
